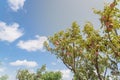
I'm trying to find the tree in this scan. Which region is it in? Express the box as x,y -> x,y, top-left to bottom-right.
16,65 -> 62,80
41,71 -> 62,80
0,75 -> 8,80
17,69 -> 35,80
45,0 -> 120,80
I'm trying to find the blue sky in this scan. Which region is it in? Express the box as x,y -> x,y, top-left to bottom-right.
0,0 -> 113,80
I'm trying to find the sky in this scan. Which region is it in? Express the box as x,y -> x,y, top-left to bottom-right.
0,0 -> 113,80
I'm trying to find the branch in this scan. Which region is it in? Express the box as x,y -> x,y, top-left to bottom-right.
114,29 -> 118,36
62,58 -> 82,80
103,46 -> 108,80
94,56 -> 102,80
61,58 -> 73,71
73,42 -> 76,71
108,33 -> 118,53
103,67 -> 107,80
60,49 -> 73,72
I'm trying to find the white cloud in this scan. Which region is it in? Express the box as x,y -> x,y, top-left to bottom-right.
0,21 -> 23,42
60,69 -> 73,80
10,60 -> 38,67
8,0 -> 26,12
8,75 -> 16,80
51,62 -> 56,66
17,35 -> 48,52
0,68 -> 4,72
0,67 -> 5,72
51,60 -> 62,66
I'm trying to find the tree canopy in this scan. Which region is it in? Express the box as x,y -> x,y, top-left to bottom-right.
16,65 -> 62,80
45,0 -> 120,80
0,75 -> 8,80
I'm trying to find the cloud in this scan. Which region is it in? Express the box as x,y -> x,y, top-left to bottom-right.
8,0 -> 26,12
0,68 -> 4,72
0,21 -> 23,42
51,62 -> 56,66
10,60 -> 38,67
0,68 -> 5,72
60,69 -> 73,80
51,60 -> 62,66
17,35 -> 48,52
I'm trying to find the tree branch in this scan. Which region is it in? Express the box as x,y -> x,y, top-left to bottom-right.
95,56 -> 102,80
73,42 -> 76,71
103,67 -> 107,80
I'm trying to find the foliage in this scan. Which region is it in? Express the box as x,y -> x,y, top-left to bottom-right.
45,0 -> 120,80
0,75 -> 8,80
41,71 -> 62,80
16,65 -> 62,80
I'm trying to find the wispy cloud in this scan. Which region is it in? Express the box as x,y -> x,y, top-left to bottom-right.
8,0 -> 26,12
0,67 -> 6,72
0,21 -> 23,42
51,62 -> 57,66
60,69 -> 72,80
17,35 -> 48,52
10,60 -> 38,67
51,60 -> 62,66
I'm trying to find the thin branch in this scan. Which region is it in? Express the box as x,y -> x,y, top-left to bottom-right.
108,33 -> 118,52
95,56 -> 102,80
114,29 -> 118,36
73,42 -> 76,71
103,67 -> 107,80
62,58 -> 73,71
